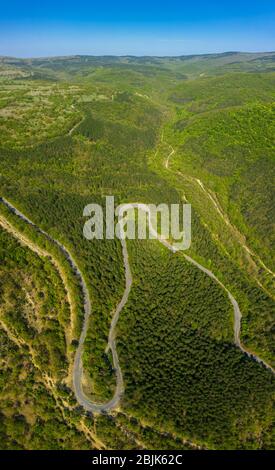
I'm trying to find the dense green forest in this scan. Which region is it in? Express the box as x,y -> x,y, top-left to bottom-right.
0,52 -> 274,449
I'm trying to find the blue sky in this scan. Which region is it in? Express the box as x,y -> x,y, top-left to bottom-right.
1,1 -> 274,57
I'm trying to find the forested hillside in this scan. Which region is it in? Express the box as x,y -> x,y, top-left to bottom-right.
0,52 -> 274,449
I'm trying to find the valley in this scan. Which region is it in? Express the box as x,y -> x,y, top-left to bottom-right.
0,52 -> 274,450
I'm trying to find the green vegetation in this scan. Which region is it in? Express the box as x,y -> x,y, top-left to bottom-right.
0,52 -> 274,449
117,239 -> 274,449
0,227 -> 96,449
152,71 -> 275,362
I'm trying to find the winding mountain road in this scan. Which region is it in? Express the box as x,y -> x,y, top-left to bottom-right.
162,140 -> 275,372
0,196 -> 128,411
0,189 -> 274,414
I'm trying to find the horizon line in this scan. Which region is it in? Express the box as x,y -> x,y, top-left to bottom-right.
1,50 -> 275,60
